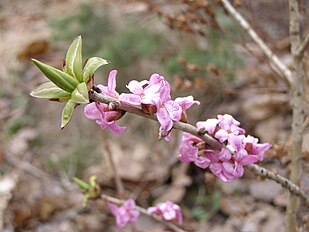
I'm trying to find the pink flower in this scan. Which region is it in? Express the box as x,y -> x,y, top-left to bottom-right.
179,132 -> 210,169
197,114 -> 245,143
120,74 -> 199,140
178,115 -> 272,182
119,73 -> 168,107
84,70 -> 126,134
175,96 -> 200,111
84,102 -> 126,134
147,201 -> 183,225
108,199 -> 140,228
119,79 -> 150,105
98,70 -> 119,98
216,114 -> 245,136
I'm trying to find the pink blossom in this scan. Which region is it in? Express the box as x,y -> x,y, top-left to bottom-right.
98,70 -> 119,98
178,115 -> 272,182
84,102 -> 126,134
84,70 -> 126,134
147,201 -> 183,225
120,74 -> 199,140
175,96 -> 200,111
217,114 -> 245,136
108,199 -> 140,228
119,73 -> 168,107
178,132 -> 210,169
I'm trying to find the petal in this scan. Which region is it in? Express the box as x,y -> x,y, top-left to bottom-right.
251,143 -> 272,160
218,147 -> 232,161
126,80 -> 147,95
215,129 -> 229,143
194,155 -> 210,169
97,84 -> 108,95
84,103 -> 102,120
108,202 -> 119,216
108,122 -> 127,134
197,119 -> 219,135
175,96 -> 200,111
241,155 -> 260,165
204,149 -> 220,162
209,163 -> 222,176
124,199 -> 136,210
108,70 -> 117,94
147,206 -> 157,214
119,93 -> 142,105
165,100 -> 182,121
156,107 -> 173,133
104,110 -> 123,122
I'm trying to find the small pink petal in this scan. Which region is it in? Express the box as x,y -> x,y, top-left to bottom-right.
108,122 -> 127,134
84,103 -> 101,120
165,100 -> 182,121
157,107 -> 173,133
119,93 -> 142,105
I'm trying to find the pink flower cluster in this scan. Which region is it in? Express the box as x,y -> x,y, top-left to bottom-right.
179,114 -> 272,182
84,70 -> 126,134
108,199 -> 182,228
84,70 -> 199,139
119,73 -> 200,140
147,201 -> 183,225
108,199 -> 140,228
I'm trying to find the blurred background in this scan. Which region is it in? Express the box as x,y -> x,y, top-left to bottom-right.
1,0 -> 309,231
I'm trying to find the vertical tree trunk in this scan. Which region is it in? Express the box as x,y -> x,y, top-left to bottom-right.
286,1 -> 304,231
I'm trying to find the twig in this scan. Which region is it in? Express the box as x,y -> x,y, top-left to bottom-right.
220,0 -> 293,85
90,91 -> 222,150
287,0 -> 305,231
101,132 -> 125,197
89,91 -> 309,208
296,32 -> 309,59
246,164 -> 309,207
100,193 -> 186,232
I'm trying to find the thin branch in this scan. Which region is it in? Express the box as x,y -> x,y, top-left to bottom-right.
101,193 -> 186,232
246,164 -> 309,207
89,91 -> 309,208
90,90 -> 222,150
101,133 -> 125,197
296,32 -> 309,58
220,0 -> 293,85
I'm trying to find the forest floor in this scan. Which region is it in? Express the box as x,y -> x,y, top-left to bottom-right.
0,0 -> 309,231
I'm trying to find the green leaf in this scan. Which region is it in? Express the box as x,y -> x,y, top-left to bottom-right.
73,177 -> 90,191
32,59 -> 79,92
30,81 -> 71,99
71,82 -> 89,104
65,36 -> 83,82
61,99 -> 76,129
83,57 -> 109,83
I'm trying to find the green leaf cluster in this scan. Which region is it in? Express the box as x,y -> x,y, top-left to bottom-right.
30,36 -> 109,129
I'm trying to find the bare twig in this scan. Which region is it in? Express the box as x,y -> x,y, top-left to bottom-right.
246,164 -> 309,207
287,0 -> 305,231
101,193 -> 186,232
296,32 -> 309,59
101,133 -> 125,197
89,91 -> 309,208
220,0 -> 293,85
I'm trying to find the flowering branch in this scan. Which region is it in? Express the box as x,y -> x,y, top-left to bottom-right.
89,90 -> 222,150
100,194 -> 186,232
89,90 -> 309,207
220,0 -> 293,85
